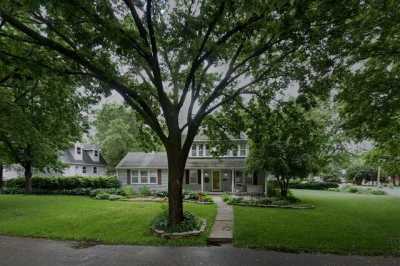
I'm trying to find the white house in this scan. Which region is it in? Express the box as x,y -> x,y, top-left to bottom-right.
59,143 -> 107,176
1,143 -> 107,179
115,135 -> 265,193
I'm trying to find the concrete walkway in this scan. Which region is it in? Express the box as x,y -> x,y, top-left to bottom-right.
208,196 -> 233,244
1,236 -> 399,266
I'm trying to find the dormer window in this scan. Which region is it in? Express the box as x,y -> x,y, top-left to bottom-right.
94,150 -> 98,157
76,147 -> 81,155
198,144 -> 204,156
239,143 -> 247,156
191,144 -> 197,156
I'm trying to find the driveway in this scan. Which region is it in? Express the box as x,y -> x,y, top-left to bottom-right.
0,236 -> 399,266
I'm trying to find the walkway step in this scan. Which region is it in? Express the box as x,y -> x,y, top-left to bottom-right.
208,196 -> 233,244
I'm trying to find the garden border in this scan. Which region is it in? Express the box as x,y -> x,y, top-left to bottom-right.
152,218 -> 207,239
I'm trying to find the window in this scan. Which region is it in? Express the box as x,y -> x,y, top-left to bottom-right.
82,166 -> 86,174
198,144 -> 204,156
149,170 -> 157,184
93,167 -> 97,174
76,147 -> 81,155
132,170 -> 139,183
189,170 -> 198,184
94,150 -> 98,157
131,169 -> 157,184
205,144 -> 210,156
140,170 -> 148,183
191,144 -> 197,156
232,147 -> 238,157
239,143 -> 247,156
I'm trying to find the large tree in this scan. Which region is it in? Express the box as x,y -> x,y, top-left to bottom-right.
0,0 -> 358,225
335,1 -> 400,149
0,29 -> 91,193
245,100 -> 328,197
94,103 -> 162,171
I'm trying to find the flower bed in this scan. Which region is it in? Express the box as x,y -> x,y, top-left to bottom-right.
151,211 -> 207,238
223,194 -> 314,209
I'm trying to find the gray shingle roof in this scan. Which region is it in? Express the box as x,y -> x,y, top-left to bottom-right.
116,152 -> 246,169
60,148 -> 107,166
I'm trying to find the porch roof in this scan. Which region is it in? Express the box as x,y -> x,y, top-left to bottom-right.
116,152 -> 246,169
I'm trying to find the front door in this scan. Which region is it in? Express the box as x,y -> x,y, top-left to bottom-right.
212,171 -> 221,191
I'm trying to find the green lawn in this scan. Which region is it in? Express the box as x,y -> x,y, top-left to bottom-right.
234,189 -> 400,256
0,195 -> 216,246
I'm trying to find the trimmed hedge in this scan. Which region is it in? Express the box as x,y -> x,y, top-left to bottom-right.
5,176 -> 120,191
289,181 -> 339,190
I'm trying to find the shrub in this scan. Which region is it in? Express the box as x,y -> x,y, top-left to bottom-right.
222,193 -> 232,202
95,192 -> 111,200
108,194 -> 124,201
139,186 -> 152,196
348,187 -> 359,193
121,186 -> 135,197
5,176 -> 120,191
154,191 -> 168,198
89,188 -> 124,197
370,189 -> 386,195
271,199 -> 291,206
152,211 -> 201,233
289,181 -> 339,190
183,191 -> 198,200
198,193 -> 213,203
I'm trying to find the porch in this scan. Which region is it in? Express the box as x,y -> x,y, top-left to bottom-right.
183,168 -> 265,193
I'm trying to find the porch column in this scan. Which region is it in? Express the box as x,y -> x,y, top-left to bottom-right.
231,168 -> 235,193
201,169 -> 204,192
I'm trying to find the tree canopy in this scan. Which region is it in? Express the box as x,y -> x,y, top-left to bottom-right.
93,103 -> 162,170
0,0 -> 371,225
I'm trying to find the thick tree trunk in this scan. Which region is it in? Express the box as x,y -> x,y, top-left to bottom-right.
166,143 -> 187,227
0,164 -> 3,192
23,162 -> 33,193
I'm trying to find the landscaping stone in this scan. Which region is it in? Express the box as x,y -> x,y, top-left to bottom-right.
152,218 -> 207,239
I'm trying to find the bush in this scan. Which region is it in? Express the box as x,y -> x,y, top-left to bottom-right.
152,211 -> 201,233
95,192 -> 111,200
222,193 -> 232,202
289,181 -> 339,190
183,191 -> 198,200
121,186 -> 136,198
139,186 -> 152,196
6,176 -> 120,191
154,191 -> 168,198
198,193 -> 213,203
370,189 -> 386,195
322,176 -> 342,183
108,194 -> 124,201
89,188 -> 124,197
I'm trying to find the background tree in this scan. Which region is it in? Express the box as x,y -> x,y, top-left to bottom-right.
335,1 -> 400,151
0,36 -> 91,192
245,100 -> 329,197
94,103 -> 162,171
0,0 -> 360,225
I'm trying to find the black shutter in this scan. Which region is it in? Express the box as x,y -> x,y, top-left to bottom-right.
157,169 -> 162,184
197,169 -> 201,184
185,169 -> 190,184
253,171 -> 258,185
127,169 -> 131,185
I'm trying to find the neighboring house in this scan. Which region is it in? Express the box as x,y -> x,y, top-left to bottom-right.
2,164 -> 24,181
59,143 -> 107,176
1,143 -> 107,179
116,135 -> 266,193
